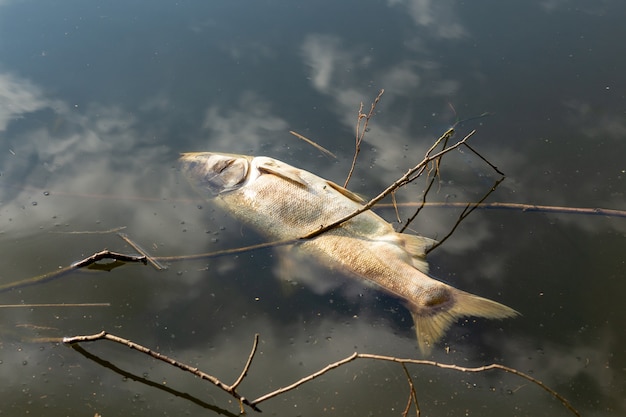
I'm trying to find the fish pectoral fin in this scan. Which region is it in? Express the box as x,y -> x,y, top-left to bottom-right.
257,160 -> 309,188
325,180 -> 366,203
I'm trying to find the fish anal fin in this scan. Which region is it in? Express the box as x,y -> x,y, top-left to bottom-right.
325,180 -> 365,203
399,233 -> 437,257
393,233 -> 437,273
409,286 -> 519,355
257,160 -> 308,188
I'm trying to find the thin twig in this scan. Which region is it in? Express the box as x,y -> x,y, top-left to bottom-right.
153,237 -> 301,262
0,250 -> 147,293
302,129 -> 472,241
378,201 -> 626,218
355,354 -> 580,417
0,303 -> 110,308
399,170 -> 437,233
62,331 -> 262,412
426,177 -> 505,254
250,351 -> 580,417
391,191 -> 401,223
344,89 -> 384,188
118,233 -> 166,270
71,250 -> 147,268
49,226 -> 127,234
462,142 -> 504,176
250,352 -> 359,405
400,363 -> 420,417
230,333 -> 259,390
289,130 -> 337,159
60,331 -> 580,416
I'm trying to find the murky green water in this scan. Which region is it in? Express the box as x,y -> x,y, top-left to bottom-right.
1,1 -> 624,416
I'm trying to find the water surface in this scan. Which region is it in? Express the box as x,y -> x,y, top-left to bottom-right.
0,1 -> 624,416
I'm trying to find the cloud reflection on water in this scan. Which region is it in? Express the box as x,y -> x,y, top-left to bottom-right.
0,0 -> 625,414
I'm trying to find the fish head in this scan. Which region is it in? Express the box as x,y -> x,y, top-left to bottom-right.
179,152 -> 253,195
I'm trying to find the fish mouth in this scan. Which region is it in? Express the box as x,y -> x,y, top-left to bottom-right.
179,152 -> 254,195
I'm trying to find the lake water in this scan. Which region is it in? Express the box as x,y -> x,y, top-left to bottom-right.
1,1 -> 624,416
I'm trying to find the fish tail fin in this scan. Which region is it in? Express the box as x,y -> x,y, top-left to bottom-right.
410,286 -> 519,355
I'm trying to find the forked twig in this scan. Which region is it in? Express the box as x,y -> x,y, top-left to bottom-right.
62,331 -> 262,413
250,352 -> 580,416
344,89 -> 384,188
400,363 -> 420,417
302,128 -> 470,240
61,331 -> 581,417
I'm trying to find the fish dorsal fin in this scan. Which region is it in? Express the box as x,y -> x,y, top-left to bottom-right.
325,180 -> 365,203
395,233 -> 438,273
257,159 -> 308,187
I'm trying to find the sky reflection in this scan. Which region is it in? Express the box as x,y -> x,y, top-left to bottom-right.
0,0 -> 624,416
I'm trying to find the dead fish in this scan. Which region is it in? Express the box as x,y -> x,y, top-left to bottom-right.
179,152 -> 518,354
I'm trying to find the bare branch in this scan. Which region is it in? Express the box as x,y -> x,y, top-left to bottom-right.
60,331 -> 581,417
